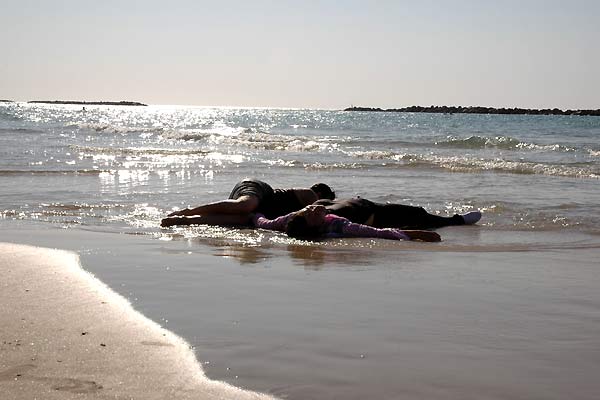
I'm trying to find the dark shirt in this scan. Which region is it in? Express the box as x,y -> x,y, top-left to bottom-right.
263,188 -> 304,219
228,179 -> 305,219
314,198 -> 377,224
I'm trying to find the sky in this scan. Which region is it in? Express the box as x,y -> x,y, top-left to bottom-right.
1,0 -> 599,109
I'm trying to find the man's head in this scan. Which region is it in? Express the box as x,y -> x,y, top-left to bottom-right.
310,183 -> 335,200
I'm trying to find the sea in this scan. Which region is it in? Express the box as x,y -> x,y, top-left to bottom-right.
1,102 -> 600,399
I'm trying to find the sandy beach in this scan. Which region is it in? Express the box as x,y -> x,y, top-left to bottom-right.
0,241 -> 274,399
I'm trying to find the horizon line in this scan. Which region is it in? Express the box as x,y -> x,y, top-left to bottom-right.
2,99 -> 599,112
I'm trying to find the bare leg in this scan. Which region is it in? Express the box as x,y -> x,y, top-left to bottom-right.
168,195 -> 260,216
373,204 -> 464,229
161,213 -> 252,227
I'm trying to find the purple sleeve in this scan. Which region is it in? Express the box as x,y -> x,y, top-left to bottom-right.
340,222 -> 410,241
253,213 -> 293,232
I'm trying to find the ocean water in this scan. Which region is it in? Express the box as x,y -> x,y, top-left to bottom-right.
2,102 -> 600,399
1,102 -> 599,238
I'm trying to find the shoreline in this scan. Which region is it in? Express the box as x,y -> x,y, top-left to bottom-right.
0,241 -> 274,399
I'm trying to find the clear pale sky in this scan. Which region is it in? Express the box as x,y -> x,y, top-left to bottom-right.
1,0 -> 598,109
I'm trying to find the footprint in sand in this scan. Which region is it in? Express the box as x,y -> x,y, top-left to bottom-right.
0,364 -> 102,393
0,364 -> 37,380
48,377 -> 103,393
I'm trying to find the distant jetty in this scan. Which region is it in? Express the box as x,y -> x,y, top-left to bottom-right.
344,105 -> 600,116
0,99 -> 14,103
28,100 -> 147,106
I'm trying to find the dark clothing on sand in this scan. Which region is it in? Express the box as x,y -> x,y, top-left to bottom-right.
313,198 -> 375,224
314,198 -> 465,229
229,179 -> 274,203
228,179 -> 305,219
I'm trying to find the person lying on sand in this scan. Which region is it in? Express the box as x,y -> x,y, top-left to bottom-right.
161,178 -> 335,227
314,197 -> 481,229
254,205 -> 441,242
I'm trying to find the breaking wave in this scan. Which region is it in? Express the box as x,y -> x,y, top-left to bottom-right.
70,145 -> 210,156
397,154 -> 599,178
435,135 -> 576,152
162,128 -> 341,153
70,123 -> 167,135
323,150 -> 600,178
0,169 -> 104,176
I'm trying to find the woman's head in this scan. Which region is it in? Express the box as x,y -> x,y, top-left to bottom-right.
285,205 -> 328,239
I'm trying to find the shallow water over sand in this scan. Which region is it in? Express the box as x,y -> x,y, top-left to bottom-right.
2,222 -> 599,400
2,103 -> 600,238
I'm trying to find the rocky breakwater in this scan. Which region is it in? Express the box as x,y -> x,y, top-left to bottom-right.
28,100 -> 148,106
345,105 -> 600,116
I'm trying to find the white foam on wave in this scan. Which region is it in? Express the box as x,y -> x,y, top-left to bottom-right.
435,135 -> 577,152
160,127 -> 342,153
160,126 -> 246,141
71,144 -> 210,156
339,149 -> 600,179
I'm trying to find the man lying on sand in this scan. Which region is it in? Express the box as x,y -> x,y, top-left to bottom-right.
254,204 -> 441,242
161,178 -> 335,227
161,180 -> 481,235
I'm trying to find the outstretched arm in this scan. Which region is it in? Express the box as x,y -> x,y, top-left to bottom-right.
161,213 -> 252,227
340,221 -> 441,242
252,213 -> 295,232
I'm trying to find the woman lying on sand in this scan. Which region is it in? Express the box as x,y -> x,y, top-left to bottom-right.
161,179 -> 335,227
314,197 -> 481,229
160,179 -> 480,234
254,205 -> 442,242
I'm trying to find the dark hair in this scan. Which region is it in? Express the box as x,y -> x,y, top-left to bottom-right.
310,183 -> 335,200
285,215 -> 322,240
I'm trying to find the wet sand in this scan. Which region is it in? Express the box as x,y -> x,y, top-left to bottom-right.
0,242 -> 274,399
1,222 -> 600,399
